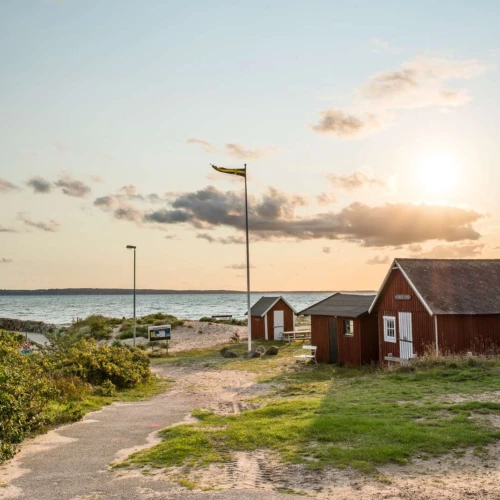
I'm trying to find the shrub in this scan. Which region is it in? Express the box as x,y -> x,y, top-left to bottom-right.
44,339 -> 151,388
0,331 -> 56,462
66,315 -> 117,341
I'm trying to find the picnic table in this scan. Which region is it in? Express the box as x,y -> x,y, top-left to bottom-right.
282,330 -> 312,344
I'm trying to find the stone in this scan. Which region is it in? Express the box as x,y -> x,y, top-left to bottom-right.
223,350 -> 238,358
220,347 -> 229,356
248,349 -> 262,359
255,345 -> 266,354
265,345 -> 279,356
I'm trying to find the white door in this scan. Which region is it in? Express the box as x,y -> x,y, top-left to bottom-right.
398,312 -> 413,359
274,310 -> 284,340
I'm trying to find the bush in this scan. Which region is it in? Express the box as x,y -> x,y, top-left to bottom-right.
199,317 -> 247,326
44,339 -> 151,388
0,330 -> 153,464
66,315 -> 117,341
0,331 -> 56,462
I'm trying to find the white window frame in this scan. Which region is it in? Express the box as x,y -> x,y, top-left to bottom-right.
383,316 -> 396,343
344,319 -> 354,336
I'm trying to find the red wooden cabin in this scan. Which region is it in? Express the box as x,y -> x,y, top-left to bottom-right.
248,296 -> 296,341
370,259 -> 500,362
299,293 -> 378,365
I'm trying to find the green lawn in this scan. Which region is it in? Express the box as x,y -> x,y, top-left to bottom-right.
128,344 -> 500,473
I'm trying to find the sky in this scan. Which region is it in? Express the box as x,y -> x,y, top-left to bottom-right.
1,0 -> 500,291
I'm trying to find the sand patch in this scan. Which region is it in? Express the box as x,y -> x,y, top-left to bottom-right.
0,430 -> 77,498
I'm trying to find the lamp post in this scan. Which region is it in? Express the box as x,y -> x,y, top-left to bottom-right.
126,245 -> 136,346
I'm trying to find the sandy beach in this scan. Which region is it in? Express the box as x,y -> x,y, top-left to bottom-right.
120,320 -> 247,352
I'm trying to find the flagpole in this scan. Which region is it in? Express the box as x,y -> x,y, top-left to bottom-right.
244,163 -> 252,352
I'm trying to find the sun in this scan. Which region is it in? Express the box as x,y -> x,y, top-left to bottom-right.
417,152 -> 460,194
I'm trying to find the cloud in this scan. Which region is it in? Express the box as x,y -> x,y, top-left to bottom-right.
0,178 -> 21,193
411,242 -> 484,258
312,110 -> 382,138
17,213 -> 60,232
0,226 -> 17,233
370,38 -> 403,54
322,247 -> 331,254
55,140 -> 69,152
316,192 -> 337,205
26,176 -> 52,194
90,175 -> 104,183
142,185 -> 482,247
120,185 -> 138,196
196,233 -> 245,244
97,152 -> 114,161
226,143 -> 265,160
366,255 -> 390,265
55,174 -> 91,198
328,171 -> 387,190
224,263 -> 255,270
0,257 -> 13,264
187,138 -> 218,154
313,56 -> 489,138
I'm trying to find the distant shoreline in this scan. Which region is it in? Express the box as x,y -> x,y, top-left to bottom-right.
0,288 -> 373,297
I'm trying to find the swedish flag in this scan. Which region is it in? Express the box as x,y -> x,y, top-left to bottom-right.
211,164 -> 246,177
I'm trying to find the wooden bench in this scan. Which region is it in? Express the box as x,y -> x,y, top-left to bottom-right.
293,345 -> 317,364
283,330 -> 311,344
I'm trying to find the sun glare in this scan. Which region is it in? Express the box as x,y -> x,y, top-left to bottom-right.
417,153 -> 460,194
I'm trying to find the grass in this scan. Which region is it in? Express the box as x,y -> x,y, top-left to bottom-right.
126,347 -> 500,474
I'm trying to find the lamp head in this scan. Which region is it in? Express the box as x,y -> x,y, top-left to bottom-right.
126,245 -> 136,249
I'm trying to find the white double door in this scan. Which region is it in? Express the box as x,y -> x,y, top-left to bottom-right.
273,310 -> 284,341
398,312 -> 413,359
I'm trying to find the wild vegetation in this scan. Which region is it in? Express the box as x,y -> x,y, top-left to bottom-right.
127,343 -> 500,475
199,317 -> 247,326
0,329 -> 160,464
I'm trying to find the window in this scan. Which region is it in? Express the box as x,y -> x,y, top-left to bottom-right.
383,316 -> 396,343
344,320 -> 354,336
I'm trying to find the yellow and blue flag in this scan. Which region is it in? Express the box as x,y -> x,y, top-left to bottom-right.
211,164 -> 246,177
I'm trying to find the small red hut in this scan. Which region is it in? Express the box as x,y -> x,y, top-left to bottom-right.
299,293 -> 378,365
248,296 -> 296,341
369,259 -> 500,362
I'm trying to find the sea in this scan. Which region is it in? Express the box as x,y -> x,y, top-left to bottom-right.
0,293 -> 330,325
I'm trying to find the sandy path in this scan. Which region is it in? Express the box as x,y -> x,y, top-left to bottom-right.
0,364 -> 299,500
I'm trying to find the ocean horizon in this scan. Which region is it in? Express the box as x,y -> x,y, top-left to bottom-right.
0,292 -> 332,325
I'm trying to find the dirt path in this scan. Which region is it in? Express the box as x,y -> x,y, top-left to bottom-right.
0,364 -> 300,500
1,361 -> 499,499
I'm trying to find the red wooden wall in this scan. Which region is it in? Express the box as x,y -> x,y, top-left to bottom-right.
251,316 -> 265,339
437,315 -> 500,353
310,314 -> 379,365
374,268 -> 434,360
311,316 -> 330,362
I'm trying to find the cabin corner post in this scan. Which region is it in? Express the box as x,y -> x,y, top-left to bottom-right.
434,314 -> 439,355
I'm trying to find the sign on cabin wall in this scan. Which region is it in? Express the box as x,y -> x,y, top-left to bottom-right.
395,294 -> 411,300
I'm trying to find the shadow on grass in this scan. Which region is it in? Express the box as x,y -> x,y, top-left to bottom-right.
124,352 -> 500,475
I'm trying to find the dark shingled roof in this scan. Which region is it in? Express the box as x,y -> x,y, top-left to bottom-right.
396,259 -> 500,315
249,296 -> 282,317
299,293 -> 376,318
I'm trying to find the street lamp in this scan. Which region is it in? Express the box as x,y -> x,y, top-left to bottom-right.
126,245 -> 136,346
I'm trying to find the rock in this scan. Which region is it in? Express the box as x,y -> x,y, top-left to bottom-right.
223,350 -> 238,358
248,349 -> 262,359
220,347 -> 229,356
255,345 -> 266,354
265,345 -> 279,356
